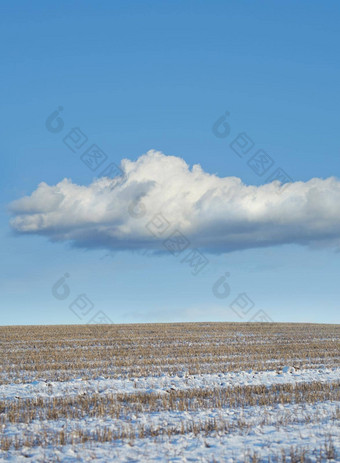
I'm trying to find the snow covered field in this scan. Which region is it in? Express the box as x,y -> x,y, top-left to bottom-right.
0,323 -> 339,462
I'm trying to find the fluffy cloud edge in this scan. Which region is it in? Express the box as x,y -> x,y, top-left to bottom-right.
9,150 -> 340,253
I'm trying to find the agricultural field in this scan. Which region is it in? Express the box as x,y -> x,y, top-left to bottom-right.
0,322 -> 339,462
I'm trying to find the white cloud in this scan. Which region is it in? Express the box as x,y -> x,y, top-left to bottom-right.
9,150 -> 340,253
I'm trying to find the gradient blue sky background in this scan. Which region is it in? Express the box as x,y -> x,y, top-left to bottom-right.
1,1 -> 340,325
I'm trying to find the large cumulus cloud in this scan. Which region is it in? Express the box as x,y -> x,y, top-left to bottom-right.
9,150 -> 340,252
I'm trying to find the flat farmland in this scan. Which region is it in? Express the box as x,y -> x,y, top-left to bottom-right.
0,323 -> 339,462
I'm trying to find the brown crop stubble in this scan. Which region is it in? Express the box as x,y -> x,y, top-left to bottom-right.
0,323 -> 339,385
0,322 -> 339,460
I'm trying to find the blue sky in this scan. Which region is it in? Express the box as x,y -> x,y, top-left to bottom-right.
1,1 -> 340,325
